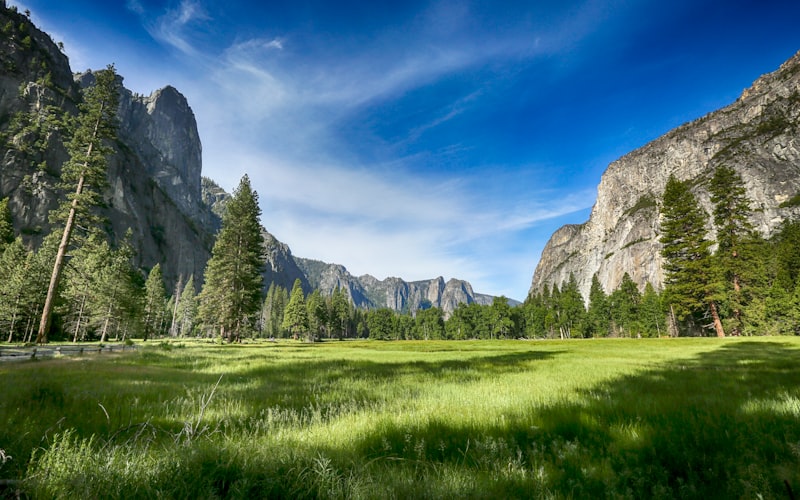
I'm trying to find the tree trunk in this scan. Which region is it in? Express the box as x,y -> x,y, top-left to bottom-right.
709,301 -> 726,338
72,294 -> 86,343
37,103 -> 104,344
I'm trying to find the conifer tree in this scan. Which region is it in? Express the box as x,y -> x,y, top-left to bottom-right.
37,65 -> 119,343
0,197 -> 14,251
59,235 -> 106,342
640,282 -> 664,337
143,263 -> 166,340
556,274 -> 586,339
282,279 -> 309,340
176,275 -> 197,337
609,273 -> 641,337
197,175 -> 265,342
0,239 -> 29,342
586,274 -> 610,337
329,287 -> 350,339
708,165 -> 757,334
306,289 -> 327,339
659,175 -> 725,337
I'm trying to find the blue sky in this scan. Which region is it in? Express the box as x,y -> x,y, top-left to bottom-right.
13,0 -> 800,300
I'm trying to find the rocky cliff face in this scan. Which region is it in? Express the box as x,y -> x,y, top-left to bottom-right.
530,50 -> 800,300
296,257 -> 494,316
0,4 -> 217,289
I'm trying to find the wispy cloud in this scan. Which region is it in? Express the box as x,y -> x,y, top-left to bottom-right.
141,0 -> 210,58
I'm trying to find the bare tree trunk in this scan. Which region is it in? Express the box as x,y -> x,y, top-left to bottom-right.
72,294 -> 86,342
709,301 -> 725,338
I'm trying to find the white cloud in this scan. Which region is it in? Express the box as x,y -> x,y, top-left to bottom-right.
145,0 -> 210,57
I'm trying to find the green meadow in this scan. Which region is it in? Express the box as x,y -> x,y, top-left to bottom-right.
1,338 -> 799,498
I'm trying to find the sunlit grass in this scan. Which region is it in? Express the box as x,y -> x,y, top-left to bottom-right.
1,337 -> 799,498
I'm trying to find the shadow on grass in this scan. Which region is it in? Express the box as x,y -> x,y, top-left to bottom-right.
341,341 -> 800,498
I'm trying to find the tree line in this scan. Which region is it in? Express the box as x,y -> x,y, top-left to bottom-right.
2,64 -> 799,344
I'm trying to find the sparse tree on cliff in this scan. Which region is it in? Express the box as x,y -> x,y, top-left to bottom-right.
36,65 -> 118,343
197,175 -> 265,342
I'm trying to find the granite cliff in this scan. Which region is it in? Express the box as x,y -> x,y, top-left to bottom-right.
530,50 -> 800,300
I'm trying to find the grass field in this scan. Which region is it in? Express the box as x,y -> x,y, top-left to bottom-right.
1,337 -> 799,498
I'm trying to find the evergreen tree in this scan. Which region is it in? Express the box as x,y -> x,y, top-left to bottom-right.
306,289 -> 327,340
488,296 -> 514,339
414,307 -> 444,340
708,165 -> 757,334
94,235 -> 141,343
176,275 -> 197,338
367,308 -> 394,340
659,175 -> 725,337
37,65 -> 119,343
282,279 -> 309,340
555,275 -> 586,339
59,235 -> 106,342
142,263 -> 166,340
0,239 -> 29,342
262,283 -> 288,338
640,282 -> 665,337
0,197 -> 14,251
329,287 -> 351,339
609,273 -> 641,337
586,274 -> 610,338
197,175 -> 265,342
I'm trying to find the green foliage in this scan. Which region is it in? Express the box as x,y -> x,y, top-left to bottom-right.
197,175 -> 265,342
0,197 -> 14,250
143,263 -> 167,340
659,175 -> 721,333
622,193 -> 657,217
366,308 -> 395,340
282,279 -> 309,340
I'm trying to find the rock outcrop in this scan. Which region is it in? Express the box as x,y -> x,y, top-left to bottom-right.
530,50 -> 800,300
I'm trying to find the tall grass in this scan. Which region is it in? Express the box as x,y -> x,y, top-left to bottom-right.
1,338 -> 798,498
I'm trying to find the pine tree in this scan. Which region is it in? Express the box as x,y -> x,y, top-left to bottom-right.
640,282 -> 664,337
586,274 -> 610,337
37,65 -> 119,343
330,287 -> 350,339
708,165 -> 757,334
555,274 -> 586,339
59,235 -> 106,342
609,273 -> 641,337
176,275 -> 197,337
659,175 -> 725,337
197,175 -> 265,342
282,278 -> 308,340
0,197 -> 14,251
306,289 -> 327,340
143,263 -> 166,341
0,239 -> 29,342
